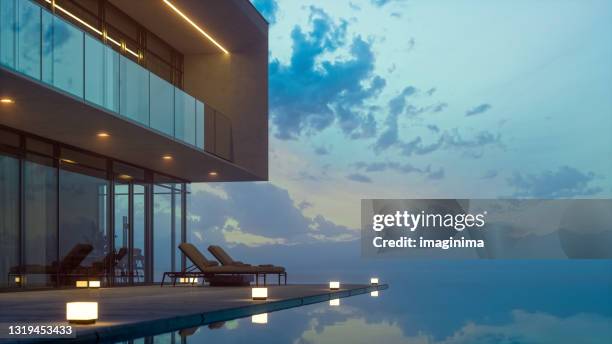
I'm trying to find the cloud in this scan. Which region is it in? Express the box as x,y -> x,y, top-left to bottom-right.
370,0 -> 397,7
251,0 -> 279,24
297,311 -> 612,344
482,170 -> 498,179
346,173 -> 372,183
395,129 -> 501,157
188,183 -> 355,247
374,86 -> 417,151
465,103 -> 492,117
315,146 -> 331,155
270,7 -> 385,140
354,161 -> 445,180
508,166 -> 603,198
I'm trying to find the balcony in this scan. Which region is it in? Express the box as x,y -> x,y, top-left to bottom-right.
0,0 -> 235,170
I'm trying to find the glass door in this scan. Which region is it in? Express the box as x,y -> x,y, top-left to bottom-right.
113,182 -> 130,285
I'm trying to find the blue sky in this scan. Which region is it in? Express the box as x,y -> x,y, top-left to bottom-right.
188,0 -> 612,255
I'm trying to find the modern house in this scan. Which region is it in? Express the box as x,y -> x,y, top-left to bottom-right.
0,0 -> 268,290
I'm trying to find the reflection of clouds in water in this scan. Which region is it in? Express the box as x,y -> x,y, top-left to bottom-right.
296,311 -> 612,344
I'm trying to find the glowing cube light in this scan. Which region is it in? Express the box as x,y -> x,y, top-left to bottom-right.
252,287 -> 268,300
14,276 -> 21,284
66,302 -> 98,324
370,278 -> 379,285
75,281 -> 88,288
88,280 -> 101,288
370,291 -> 379,297
329,281 -> 340,290
329,298 -> 340,306
251,313 -> 268,324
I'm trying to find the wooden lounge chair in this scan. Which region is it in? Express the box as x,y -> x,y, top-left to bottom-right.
208,245 -> 287,285
160,243 -> 287,287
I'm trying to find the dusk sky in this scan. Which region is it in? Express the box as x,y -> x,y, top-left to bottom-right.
187,0 -> 612,258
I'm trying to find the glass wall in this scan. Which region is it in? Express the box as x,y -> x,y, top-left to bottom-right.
0,0 -> 209,151
133,185 -> 146,283
0,154 -> 19,289
0,130 -> 188,291
59,166 -> 109,286
23,156 -> 57,288
153,184 -> 173,282
114,183 -> 130,283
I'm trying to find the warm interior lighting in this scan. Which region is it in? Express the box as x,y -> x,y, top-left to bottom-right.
0,98 -> 14,104
252,287 -> 268,300
251,313 -> 268,324
370,278 -> 379,285
329,298 -> 340,306
88,281 -> 101,288
370,291 -> 379,297
75,281 -> 88,288
66,302 -> 98,324
60,158 -> 77,165
14,276 -> 21,283
329,281 -> 340,290
97,132 -> 110,138
208,171 -> 218,177
118,174 -> 133,181
45,0 -> 102,35
162,155 -> 173,160
162,0 -> 230,54
179,277 -> 198,284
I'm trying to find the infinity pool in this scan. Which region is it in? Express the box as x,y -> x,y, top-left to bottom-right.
114,261 -> 612,343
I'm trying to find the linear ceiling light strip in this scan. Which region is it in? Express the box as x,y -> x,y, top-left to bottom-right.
45,0 -> 140,59
162,0 -> 229,55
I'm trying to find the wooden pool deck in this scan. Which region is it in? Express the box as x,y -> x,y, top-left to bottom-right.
0,283 -> 388,343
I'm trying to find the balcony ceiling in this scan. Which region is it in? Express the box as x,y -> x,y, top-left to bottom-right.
108,0 -> 267,55
0,67 -> 262,183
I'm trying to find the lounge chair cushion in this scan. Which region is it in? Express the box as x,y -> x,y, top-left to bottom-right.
179,243 -> 219,270
208,245 -> 236,265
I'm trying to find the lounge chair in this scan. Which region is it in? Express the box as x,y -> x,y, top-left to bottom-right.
208,245 -> 286,285
8,243 -> 93,286
160,243 -> 287,287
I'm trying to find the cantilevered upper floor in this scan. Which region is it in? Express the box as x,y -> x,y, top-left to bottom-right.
0,0 -> 268,182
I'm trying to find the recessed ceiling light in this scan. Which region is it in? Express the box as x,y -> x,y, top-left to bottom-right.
1,98 -> 14,104
209,171 -> 218,177
162,155 -> 173,160
118,174 -> 133,180
60,158 -> 77,165
97,132 -> 110,138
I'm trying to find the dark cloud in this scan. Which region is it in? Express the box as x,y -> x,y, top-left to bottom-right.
314,146 -> 331,155
508,166 -> 602,198
189,183 -> 355,245
346,173 -> 372,183
371,0 -> 395,6
251,0 -> 279,24
431,102 -> 448,113
465,103 -> 492,117
427,124 -> 440,133
354,161 -> 445,180
270,7 -> 385,140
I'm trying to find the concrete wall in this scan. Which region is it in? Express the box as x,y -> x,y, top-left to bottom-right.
183,39 -> 269,181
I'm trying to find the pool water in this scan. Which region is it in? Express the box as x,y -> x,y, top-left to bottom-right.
116,261 -> 612,343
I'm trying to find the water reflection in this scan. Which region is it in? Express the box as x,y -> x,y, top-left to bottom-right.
251,313 -> 268,324
115,262 -> 612,344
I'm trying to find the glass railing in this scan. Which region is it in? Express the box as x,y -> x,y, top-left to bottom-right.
0,0 -> 217,152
